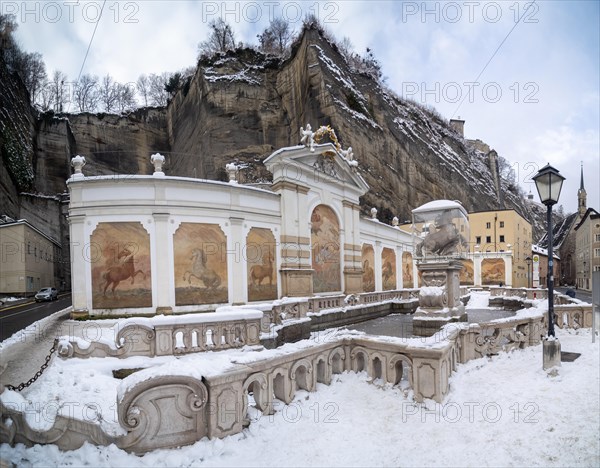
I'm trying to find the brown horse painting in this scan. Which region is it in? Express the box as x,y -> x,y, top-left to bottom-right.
101,247 -> 146,296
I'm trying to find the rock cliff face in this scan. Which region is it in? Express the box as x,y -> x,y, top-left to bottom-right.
2,26 -> 546,243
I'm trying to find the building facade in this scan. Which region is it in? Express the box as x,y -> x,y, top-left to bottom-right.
0,219 -> 62,295
574,208 -> 600,291
531,245 -> 560,289
468,209 -> 532,287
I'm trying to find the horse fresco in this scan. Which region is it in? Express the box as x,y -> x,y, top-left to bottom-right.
101,247 -> 146,296
183,248 -> 221,289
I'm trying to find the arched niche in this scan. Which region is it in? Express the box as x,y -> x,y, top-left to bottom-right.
311,204 -> 341,293
402,252 -> 413,287
361,244 -> 375,292
173,223 -> 228,305
90,222 -> 152,309
381,247 -> 396,291
246,228 -> 277,301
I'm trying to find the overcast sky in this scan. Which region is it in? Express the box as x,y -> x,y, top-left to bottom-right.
7,0 -> 599,214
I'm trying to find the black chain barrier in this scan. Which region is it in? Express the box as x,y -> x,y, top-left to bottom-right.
5,339 -> 58,392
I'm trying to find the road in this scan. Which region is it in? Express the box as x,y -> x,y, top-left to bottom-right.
555,287 -> 593,304
0,294 -> 72,342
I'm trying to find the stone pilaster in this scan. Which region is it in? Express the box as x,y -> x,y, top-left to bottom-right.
69,214 -> 88,317
153,213 -> 172,314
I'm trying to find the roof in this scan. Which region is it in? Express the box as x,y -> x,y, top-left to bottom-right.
0,219 -> 61,247
532,244 -> 560,260
537,212 -> 577,249
574,207 -> 600,231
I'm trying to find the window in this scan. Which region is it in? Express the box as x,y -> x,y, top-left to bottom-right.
595,266 -> 600,272
595,248 -> 600,258
595,234 -> 600,242
486,236 -> 492,244
499,221 -> 504,228
499,235 -> 505,242
486,222 -> 491,229
476,236 -> 481,244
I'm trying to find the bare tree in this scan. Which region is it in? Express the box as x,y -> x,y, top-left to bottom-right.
48,70 -> 69,112
73,74 -> 99,112
115,83 -> 136,112
136,74 -> 149,107
20,52 -> 47,103
257,18 -> 292,55
148,72 -> 169,106
197,18 -> 236,58
99,74 -> 118,112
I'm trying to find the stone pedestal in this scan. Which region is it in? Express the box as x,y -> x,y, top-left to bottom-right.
413,259 -> 467,336
543,337 -> 561,370
280,268 -> 313,297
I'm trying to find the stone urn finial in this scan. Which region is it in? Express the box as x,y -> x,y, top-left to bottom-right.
151,153 -> 165,176
71,155 -> 86,178
371,207 -> 378,220
392,216 -> 399,227
226,163 -> 238,183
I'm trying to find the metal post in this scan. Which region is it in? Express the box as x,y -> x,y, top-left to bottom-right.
547,205 -> 555,337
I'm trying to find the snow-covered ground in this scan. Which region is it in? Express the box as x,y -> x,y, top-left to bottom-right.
1,294 -> 599,467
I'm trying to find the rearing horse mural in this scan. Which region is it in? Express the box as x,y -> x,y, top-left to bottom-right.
101,247 -> 146,296
91,222 -> 152,309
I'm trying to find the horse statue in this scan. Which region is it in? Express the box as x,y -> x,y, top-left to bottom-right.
183,248 -> 221,289
101,247 -> 146,296
416,214 -> 468,258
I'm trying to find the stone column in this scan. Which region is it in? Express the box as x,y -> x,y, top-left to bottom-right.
153,213 -> 172,314
342,200 -> 362,294
273,181 -> 313,297
229,217 -> 246,305
69,214 -> 88,317
374,241 -> 382,291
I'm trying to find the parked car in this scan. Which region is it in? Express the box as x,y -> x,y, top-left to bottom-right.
565,288 -> 576,298
35,287 -> 58,302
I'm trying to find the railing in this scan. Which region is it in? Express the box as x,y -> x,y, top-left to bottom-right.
58,310 -> 263,359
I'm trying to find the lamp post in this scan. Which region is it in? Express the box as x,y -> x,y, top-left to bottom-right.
533,163 -> 565,370
525,255 -> 532,289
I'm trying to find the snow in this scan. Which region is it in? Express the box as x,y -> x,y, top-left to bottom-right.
412,199 -> 467,214
1,294 -> 598,465
2,326 -> 598,467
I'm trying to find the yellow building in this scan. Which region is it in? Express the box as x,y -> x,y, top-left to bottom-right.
468,209 -> 532,287
0,219 -> 62,295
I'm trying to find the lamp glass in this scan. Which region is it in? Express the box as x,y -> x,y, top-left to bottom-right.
533,164 -> 565,205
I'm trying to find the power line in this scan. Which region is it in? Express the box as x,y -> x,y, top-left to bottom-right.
451,0 -> 537,119
67,0 -> 107,111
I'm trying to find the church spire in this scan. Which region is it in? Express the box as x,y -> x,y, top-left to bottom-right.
578,162 -> 586,219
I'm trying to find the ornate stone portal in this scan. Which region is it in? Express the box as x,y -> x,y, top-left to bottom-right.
412,201 -> 469,336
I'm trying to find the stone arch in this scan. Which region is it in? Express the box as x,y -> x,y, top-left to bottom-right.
311,204 -> 341,293
242,373 -> 271,424
350,346 -> 369,373
388,355 -> 413,387
290,359 -> 314,392
314,354 -> 330,385
369,351 -> 387,381
328,347 -> 346,374
270,367 -> 292,405
246,228 -> 277,302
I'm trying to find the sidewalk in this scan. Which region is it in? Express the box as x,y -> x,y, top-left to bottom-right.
0,309 -> 119,391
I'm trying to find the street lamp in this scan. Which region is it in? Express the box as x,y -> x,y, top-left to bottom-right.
525,255 -> 532,289
533,163 -> 565,370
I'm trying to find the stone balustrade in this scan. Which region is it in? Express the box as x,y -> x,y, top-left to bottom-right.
57,310 -> 263,359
